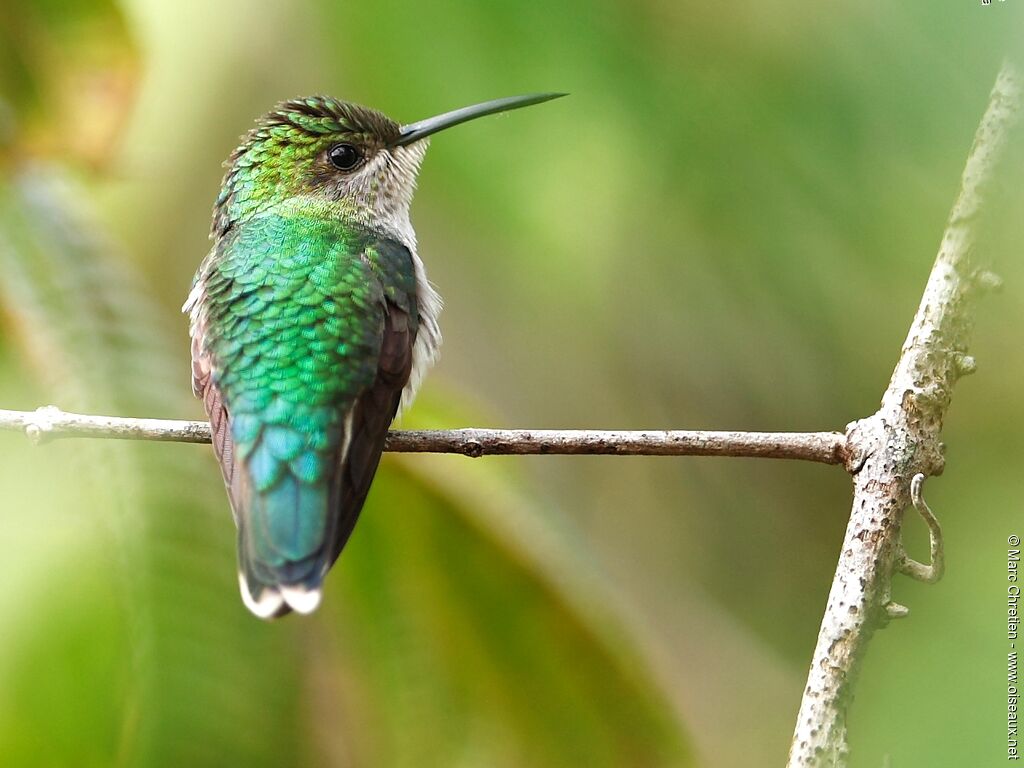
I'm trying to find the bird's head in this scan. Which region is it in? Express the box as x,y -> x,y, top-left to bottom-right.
213,93 -> 564,242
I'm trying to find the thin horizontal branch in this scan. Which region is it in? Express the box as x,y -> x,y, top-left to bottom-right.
0,406 -> 848,464
387,427 -> 847,462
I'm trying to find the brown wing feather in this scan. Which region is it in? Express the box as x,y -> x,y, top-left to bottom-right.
328,301 -> 415,564
189,281 -> 250,524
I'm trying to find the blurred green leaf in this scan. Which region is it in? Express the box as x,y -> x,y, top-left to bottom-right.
0,171 -> 692,765
0,563 -> 130,768
0,169 -> 307,767
324,413 -> 691,766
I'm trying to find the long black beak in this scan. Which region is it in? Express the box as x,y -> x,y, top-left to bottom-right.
394,93 -> 566,147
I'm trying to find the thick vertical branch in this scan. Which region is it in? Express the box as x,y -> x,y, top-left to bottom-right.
788,61 -> 1022,767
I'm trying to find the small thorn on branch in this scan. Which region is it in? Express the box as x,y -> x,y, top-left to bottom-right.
954,354 -> 977,377
884,602 -> 910,620
975,269 -> 1004,293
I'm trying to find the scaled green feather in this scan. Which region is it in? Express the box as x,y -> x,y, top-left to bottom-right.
197,210 -> 416,588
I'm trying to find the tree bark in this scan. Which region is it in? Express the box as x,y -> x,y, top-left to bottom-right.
787,60 -> 1022,767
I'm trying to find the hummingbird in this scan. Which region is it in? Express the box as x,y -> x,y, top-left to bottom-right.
184,92 -> 563,619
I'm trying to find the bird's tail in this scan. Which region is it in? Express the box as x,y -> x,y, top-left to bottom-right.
236,474 -> 333,619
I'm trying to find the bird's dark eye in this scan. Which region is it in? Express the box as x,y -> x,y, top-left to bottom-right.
328,143 -> 362,171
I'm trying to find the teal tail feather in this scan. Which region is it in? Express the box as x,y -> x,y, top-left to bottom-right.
236,462 -> 334,619
188,253 -> 419,619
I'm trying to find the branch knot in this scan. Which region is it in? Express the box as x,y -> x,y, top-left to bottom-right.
24,405 -> 61,446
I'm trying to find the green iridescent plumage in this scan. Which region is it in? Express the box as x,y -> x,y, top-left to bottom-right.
211,98 -> 401,237
198,214 -> 418,591
186,96 -> 430,618
186,92 -> 562,618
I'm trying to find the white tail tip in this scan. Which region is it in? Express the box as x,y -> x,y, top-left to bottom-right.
238,574 -> 285,620
281,585 -> 323,615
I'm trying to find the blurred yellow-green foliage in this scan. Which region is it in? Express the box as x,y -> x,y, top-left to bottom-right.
0,1 -> 1022,766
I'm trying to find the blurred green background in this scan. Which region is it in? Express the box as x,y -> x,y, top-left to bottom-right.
0,1 -> 1022,766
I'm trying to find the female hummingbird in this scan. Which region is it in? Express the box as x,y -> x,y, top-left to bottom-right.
184,93 -> 562,619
